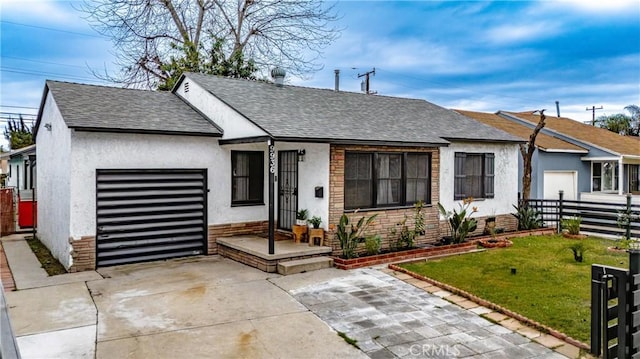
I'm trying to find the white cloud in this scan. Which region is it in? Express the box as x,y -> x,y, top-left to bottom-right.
0,0 -> 78,24
542,0 -> 639,14
485,22 -> 561,45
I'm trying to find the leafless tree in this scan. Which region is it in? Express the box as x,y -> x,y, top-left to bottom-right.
80,0 -> 340,88
520,109 -> 546,203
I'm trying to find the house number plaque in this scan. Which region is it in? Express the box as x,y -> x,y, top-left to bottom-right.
269,144 -> 276,174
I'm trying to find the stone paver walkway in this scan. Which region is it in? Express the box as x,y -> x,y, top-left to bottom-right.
290,267 -> 567,358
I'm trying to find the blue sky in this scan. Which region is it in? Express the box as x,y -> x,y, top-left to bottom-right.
1,0 -> 639,149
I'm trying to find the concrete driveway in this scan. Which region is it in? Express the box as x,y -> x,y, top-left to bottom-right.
6,255 -> 366,359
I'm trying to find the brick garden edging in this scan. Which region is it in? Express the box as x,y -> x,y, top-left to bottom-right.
333,227 -> 557,270
388,263 -> 590,351
333,241 -> 478,270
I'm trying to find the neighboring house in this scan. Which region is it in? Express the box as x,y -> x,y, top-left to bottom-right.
34,73 -> 522,272
4,144 -> 36,199
0,151 -> 9,187
460,110 -> 640,204
457,110 -> 588,201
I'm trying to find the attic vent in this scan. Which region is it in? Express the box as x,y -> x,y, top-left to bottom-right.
184,82 -> 190,93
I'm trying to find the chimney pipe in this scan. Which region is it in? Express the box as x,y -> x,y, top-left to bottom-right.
555,101 -> 560,117
334,69 -> 340,92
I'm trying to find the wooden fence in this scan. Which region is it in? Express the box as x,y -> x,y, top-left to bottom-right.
0,189 -> 15,236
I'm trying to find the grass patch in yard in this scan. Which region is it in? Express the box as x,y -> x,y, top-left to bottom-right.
399,235 -> 628,344
26,236 -> 67,276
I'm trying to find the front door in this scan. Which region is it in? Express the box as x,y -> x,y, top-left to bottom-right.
278,151 -> 298,230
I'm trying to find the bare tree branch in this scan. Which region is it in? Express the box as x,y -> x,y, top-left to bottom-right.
80,0 -> 340,88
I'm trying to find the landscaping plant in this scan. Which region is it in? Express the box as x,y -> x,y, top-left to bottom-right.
511,204 -> 543,230
438,198 -> 478,244
568,241 -> 587,262
364,234 -> 382,255
308,216 -> 322,229
336,212 -> 378,259
296,209 -> 309,221
561,216 -> 582,235
388,216 -> 416,251
414,201 -> 426,235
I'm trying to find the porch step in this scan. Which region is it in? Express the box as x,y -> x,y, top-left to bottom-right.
277,256 -> 334,276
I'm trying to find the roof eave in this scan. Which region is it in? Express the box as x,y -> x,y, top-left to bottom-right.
33,81 -> 52,141
442,137 -> 525,144
219,135 -> 449,147
70,126 -> 222,137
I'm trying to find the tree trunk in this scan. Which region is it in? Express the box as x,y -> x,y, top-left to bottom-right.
520,110 -> 546,204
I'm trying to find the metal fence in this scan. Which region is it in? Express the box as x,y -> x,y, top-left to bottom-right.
591,250 -> 640,358
526,192 -> 640,239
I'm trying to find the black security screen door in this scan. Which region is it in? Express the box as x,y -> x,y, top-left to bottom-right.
278,151 -> 298,230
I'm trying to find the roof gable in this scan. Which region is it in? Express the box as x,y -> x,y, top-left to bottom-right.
38,81 -> 222,137
505,111 -> 640,157
184,73 -> 522,145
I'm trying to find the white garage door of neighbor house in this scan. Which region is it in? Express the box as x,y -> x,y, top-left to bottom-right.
544,171 -> 577,200
95,169 -> 207,267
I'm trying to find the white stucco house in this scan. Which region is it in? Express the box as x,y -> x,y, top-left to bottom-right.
34,72 -> 522,272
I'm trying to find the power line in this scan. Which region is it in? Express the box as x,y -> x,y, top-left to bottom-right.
0,20 -> 104,38
0,105 -> 38,110
0,67 -> 105,83
1,55 -> 99,71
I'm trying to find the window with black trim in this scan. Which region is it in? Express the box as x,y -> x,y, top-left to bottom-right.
454,153 -> 494,200
231,151 -> 264,205
344,151 -> 431,210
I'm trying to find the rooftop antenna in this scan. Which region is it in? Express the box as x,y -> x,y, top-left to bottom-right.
358,68 -> 377,95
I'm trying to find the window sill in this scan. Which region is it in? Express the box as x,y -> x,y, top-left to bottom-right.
344,204 -> 432,213
231,202 -> 265,207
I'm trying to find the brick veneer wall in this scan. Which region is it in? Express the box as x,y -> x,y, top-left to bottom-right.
328,145 -> 441,255
69,236 -> 95,272
207,220 -> 269,254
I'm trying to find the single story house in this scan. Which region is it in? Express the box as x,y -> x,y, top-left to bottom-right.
34,72 -> 522,271
458,110 -> 640,204
457,110 -> 589,200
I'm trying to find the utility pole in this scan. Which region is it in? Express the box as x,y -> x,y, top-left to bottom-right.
358,68 -> 376,95
586,106 -> 603,126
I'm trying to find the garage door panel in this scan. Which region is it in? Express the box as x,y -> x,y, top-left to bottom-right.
96,169 -> 207,267
97,211 -> 204,224
96,196 -> 204,208
543,171 -> 577,200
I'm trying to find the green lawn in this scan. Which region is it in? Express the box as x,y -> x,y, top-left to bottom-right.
399,235 -> 629,344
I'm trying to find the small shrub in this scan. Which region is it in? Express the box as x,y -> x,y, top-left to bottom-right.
364,235 -> 382,255
438,198 -> 478,243
388,216 -> 416,251
308,216 -> 322,229
414,201 -> 426,235
568,242 -> 588,262
296,209 -> 309,221
512,205 -> 543,230
336,212 -> 378,259
561,216 -> 582,235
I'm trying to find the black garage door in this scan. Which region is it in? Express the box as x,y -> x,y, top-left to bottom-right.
96,169 -> 207,267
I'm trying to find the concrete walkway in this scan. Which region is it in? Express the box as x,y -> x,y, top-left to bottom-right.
0,234 -> 585,358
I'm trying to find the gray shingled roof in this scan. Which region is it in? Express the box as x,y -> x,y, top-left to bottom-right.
43,80 -> 221,136
184,72 -> 521,145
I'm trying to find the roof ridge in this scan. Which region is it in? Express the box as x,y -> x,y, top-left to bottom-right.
46,79 -> 157,93
184,72 -> 431,103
